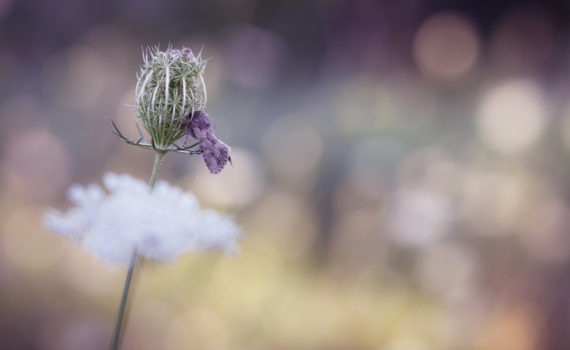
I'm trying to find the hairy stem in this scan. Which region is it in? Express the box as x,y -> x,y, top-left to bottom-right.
110,151 -> 165,350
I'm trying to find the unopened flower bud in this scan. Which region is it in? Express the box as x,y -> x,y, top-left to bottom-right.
135,46 -> 207,149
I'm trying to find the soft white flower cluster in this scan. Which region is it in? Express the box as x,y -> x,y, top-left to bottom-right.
43,173 -> 240,265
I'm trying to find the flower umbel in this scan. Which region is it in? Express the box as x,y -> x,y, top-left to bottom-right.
44,173 -> 240,265
136,46 -> 207,150
111,46 -> 233,174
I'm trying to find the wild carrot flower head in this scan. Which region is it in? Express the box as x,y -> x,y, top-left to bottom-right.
114,46 -> 232,174
135,46 -> 207,149
43,173 -> 240,265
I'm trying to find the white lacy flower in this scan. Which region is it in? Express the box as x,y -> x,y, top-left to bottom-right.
43,173 -> 240,265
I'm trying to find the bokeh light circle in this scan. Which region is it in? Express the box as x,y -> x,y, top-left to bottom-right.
477,79 -> 546,155
413,12 -> 480,81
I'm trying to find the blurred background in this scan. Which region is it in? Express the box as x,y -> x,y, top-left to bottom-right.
2,0 -> 570,349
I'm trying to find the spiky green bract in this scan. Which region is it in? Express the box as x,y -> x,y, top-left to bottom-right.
135,46 -> 208,150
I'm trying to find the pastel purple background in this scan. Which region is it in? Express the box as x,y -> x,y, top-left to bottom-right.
1,0 -> 570,349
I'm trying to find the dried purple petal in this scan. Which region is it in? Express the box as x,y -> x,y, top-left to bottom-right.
186,111 -> 231,174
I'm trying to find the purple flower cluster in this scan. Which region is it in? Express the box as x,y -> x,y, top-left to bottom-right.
186,111 -> 231,174
156,48 -> 199,63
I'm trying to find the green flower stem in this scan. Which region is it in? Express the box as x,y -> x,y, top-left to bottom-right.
110,250 -> 137,350
110,150 -> 165,350
149,151 -> 166,190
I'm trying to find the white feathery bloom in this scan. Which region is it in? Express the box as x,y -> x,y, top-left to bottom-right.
43,173 -> 240,265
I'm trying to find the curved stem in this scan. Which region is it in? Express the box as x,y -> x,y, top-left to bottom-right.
109,151 -> 166,350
